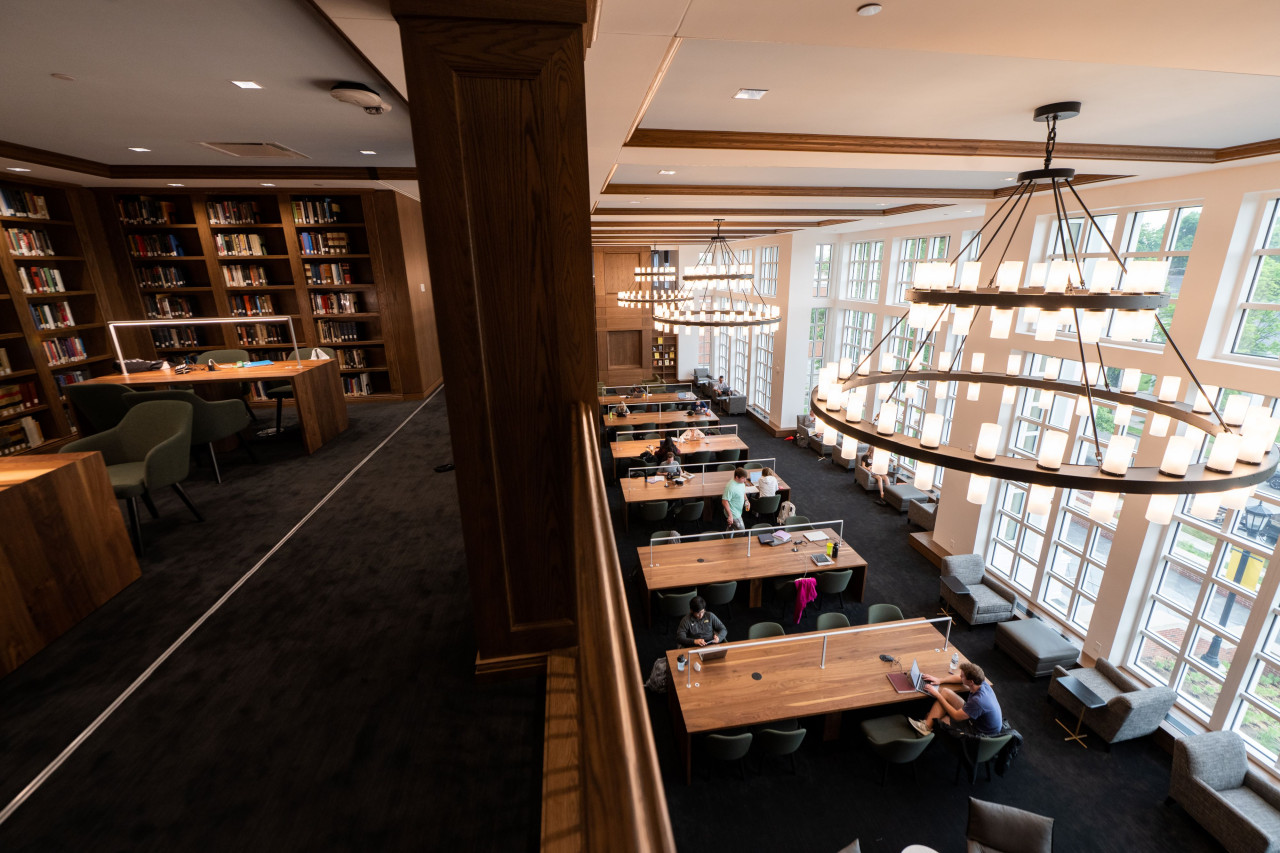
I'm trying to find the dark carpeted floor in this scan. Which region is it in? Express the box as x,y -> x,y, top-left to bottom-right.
0,393 -> 543,852
606,408 -> 1223,853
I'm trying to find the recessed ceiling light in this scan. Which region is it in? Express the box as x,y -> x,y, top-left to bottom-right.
128,147 -> 151,152
260,183 -> 276,187
230,81 -> 262,89
50,73 -> 75,82
876,203 -> 887,207
629,200 -> 642,204
359,150 -> 377,155
857,3 -> 882,15
733,88 -> 768,100
7,167 -> 31,172
168,183 -> 185,187
1004,177 -> 1015,181
658,169 -> 676,175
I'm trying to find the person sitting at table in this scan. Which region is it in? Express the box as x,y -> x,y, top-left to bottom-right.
656,450 -> 682,476
642,435 -> 680,467
688,398 -> 712,417
676,596 -> 727,647
613,401 -> 630,417
712,375 -> 730,394
757,466 -> 779,498
679,426 -> 706,442
628,384 -> 647,396
909,661 -> 1003,738
860,450 -> 890,506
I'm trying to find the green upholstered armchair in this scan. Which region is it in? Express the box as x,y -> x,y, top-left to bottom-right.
122,389 -> 253,483
61,400 -> 202,556
65,383 -> 133,434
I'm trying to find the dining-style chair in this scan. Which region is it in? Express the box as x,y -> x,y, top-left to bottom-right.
703,732 -> 753,780
817,612 -> 851,630
702,580 -> 737,619
867,603 -> 904,624
816,569 -> 855,610
754,727 -> 806,775
122,389 -> 253,483
65,383 -> 133,435
748,621 -> 785,639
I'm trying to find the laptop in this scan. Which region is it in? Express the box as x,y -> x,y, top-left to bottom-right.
696,647 -> 729,663
757,533 -> 784,546
749,470 -> 762,485
887,658 -> 929,695
677,391 -> 696,400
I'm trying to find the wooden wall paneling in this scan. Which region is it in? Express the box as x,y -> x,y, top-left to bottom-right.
393,191 -> 443,395
592,246 -> 657,385
364,191 -> 407,396
393,1 -> 595,666
606,329 -> 642,368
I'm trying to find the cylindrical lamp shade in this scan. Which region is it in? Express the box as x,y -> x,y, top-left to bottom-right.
1241,411 -> 1278,464
838,357 -> 854,380
1125,259 -> 1170,293
1222,487 -> 1252,511
1193,385 -> 1219,414
1206,433 -> 1241,473
1039,430 -> 1068,469
996,261 -> 1023,291
1089,491 -> 1119,523
1006,354 -> 1022,376
877,402 -> 898,435
990,309 -> 1014,339
1085,362 -> 1102,386
841,437 -> 859,460
1029,262 -> 1047,289
952,305 -> 975,337
959,262 -> 981,291
1158,376 -> 1182,403
920,413 -> 944,448
1089,259 -> 1121,292
1042,357 -> 1061,381
970,353 -> 985,373
823,426 -> 838,447
914,463 -> 936,490
1189,492 -> 1222,521
845,401 -> 864,423
1046,260 -> 1071,292
1114,404 -> 1134,430
1002,385 -> 1016,406
1160,435 -> 1194,477
1132,310 -> 1158,341
975,423 -> 1002,460
1149,413 -> 1171,438
1120,368 -> 1141,393
825,386 -> 843,412
1079,310 -> 1107,344
1076,395 -> 1091,417
1146,494 -> 1176,525
1223,395 -> 1250,427
871,447 -> 890,475
814,419 -> 824,437
938,350 -> 952,370
816,381 -> 829,402
858,360 -> 871,376
966,474 -> 992,505
1111,310 -> 1136,341
934,381 -> 950,400
1035,310 -> 1060,341
1101,434 -> 1135,475
1028,484 -> 1054,516
967,382 -> 981,402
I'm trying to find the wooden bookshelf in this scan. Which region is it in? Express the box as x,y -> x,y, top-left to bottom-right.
651,335 -> 678,382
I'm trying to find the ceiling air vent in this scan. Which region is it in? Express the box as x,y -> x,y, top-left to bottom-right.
198,142 -> 309,159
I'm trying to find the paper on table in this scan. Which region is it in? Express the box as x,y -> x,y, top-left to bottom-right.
646,476 -> 663,484
803,531 -> 829,542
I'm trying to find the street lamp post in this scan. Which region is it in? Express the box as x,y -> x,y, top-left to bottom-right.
1201,502 -> 1274,669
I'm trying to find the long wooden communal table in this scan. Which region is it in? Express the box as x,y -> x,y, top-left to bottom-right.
605,409 -> 719,430
599,392 -> 690,407
619,469 -> 791,532
665,618 -> 967,782
609,434 -> 747,478
637,526 -> 863,623
83,360 -> 347,455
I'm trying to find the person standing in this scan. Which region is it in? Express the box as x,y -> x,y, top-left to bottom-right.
721,467 -> 750,534
676,596 -> 728,647
909,661 -> 1003,737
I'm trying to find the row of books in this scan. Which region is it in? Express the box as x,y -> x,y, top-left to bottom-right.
118,196 -> 179,225
0,347 -> 11,375
234,323 -> 285,346
137,265 -> 188,288
0,417 -> 44,456
214,233 -> 270,257
6,228 -> 56,256
17,265 -> 66,293
342,373 -> 374,397
151,327 -> 203,349
223,264 -> 272,287
0,188 -> 50,219
338,348 -> 368,369
310,292 -> 360,315
228,293 -> 277,317
298,231 -> 350,255
128,233 -> 184,258
304,262 -> 353,287
0,380 -> 40,416
144,294 -> 196,319
29,300 -> 76,330
207,200 -> 261,225
291,199 -> 345,225
317,320 -> 367,343
53,369 -> 91,388
42,335 -> 88,365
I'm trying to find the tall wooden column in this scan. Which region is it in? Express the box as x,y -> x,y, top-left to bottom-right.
392,1 -> 594,672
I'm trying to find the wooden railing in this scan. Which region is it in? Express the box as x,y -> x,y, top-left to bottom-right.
569,401 -> 676,851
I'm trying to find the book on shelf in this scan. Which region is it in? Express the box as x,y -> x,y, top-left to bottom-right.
342,373 -> 372,397
234,323 -> 285,347
304,262 -> 352,286
136,264 -> 188,288
316,319 -> 363,343
206,200 -> 261,225
42,335 -> 87,365
0,421 -> 32,455
214,233 -> 268,257
53,369 -> 92,388
0,347 -> 10,375
16,266 -> 66,293
309,291 -> 360,314
117,196 -> 177,225
0,380 -> 41,415
337,348 -> 367,369
151,326 -> 203,349
298,231 -> 350,255
5,228 -> 56,256
228,293 -> 276,317
291,198 -> 343,225
0,188 -> 50,219
144,294 -> 195,319
28,300 -> 76,330
128,233 -> 184,257
21,415 -> 44,448
222,264 -> 272,287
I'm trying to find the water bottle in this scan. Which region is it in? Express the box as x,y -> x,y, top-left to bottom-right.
950,652 -> 959,673
676,654 -> 686,673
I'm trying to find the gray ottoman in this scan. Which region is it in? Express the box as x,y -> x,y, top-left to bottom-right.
996,618 -> 1080,677
884,481 -> 927,512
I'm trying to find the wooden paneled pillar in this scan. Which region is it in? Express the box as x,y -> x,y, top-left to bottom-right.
392,1 -> 593,673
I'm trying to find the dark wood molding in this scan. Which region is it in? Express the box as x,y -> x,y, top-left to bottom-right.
390,0 -> 587,24
593,204 -> 946,217
1215,137 -> 1280,162
0,139 -> 111,177
592,219 -> 849,228
605,178 -> 1128,200
626,127 -> 1219,164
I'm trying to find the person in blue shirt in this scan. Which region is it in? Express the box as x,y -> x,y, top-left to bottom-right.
909,661 -> 1003,737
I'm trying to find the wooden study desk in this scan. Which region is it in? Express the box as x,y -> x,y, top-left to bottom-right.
83,360 -> 348,454
605,410 -> 719,430
609,434 -> 747,478
619,469 -> 791,532
638,526 -> 863,620
665,618 -> 966,782
599,392 -> 689,407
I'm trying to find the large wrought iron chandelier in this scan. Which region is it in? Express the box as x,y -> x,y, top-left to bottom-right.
810,102 -> 1279,526
618,248 -> 690,308
652,219 -> 781,334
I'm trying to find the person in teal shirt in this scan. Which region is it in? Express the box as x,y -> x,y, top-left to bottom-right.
721,467 -> 750,534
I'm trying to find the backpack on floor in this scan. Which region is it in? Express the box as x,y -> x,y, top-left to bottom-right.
645,657 -> 670,693
777,500 -> 796,526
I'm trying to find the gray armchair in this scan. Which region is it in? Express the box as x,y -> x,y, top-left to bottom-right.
966,797 -> 1054,853
908,496 -> 938,530
1049,658 -> 1175,744
718,393 -> 746,415
940,554 -> 1016,626
1170,730 -> 1280,853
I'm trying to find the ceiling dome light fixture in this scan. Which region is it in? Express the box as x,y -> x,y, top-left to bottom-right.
330,81 -> 392,115
652,219 -> 781,334
857,3 -> 882,15
811,102 -> 1279,522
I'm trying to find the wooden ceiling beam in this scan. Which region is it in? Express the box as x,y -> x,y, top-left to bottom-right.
591,220 -> 842,228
